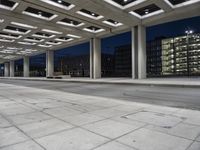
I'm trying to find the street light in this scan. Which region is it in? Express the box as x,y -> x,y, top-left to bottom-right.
185,30 -> 193,34
185,29 -> 193,76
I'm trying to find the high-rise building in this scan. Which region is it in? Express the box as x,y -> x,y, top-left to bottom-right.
147,33 -> 200,77
114,45 -> 132,77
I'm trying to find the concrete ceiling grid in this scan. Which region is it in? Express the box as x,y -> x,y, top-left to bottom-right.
0,0 -> 199,62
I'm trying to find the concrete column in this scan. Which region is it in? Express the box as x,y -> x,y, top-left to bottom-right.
90,38 -> 101,79
138,25 -> 146,79
46,50 -> 54,77
90,39 -> 93,78
131,26 -> 138,79
132,25 -> 146,79
4,62 -> 9,77
23,56 -> 29,77
9,60 -> 14,77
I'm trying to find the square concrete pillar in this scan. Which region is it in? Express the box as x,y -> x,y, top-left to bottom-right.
9,60 -> 15,77
4,62 -> 9,77
23,56 -> 30,77
90,38 -> 101,79
46,50 -> 54,77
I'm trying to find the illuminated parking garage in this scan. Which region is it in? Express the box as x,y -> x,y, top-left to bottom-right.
0,0 -> 199,79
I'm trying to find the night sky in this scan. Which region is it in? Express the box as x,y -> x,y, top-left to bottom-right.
14,16 -> 200,67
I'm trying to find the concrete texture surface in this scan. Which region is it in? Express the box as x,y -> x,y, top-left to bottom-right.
0,82 -> 200,150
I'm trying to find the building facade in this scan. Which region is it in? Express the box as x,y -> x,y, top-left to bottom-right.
147,33 -> 200,77
114,45 -> 132,77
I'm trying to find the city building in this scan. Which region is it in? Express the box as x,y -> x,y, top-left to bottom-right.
147,37 -> 164,77
114,45 -> 132,77
60,54 -> 115,77
147,33 -> 200,77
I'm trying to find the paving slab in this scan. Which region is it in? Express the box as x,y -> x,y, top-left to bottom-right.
65,103 -> 106,113
124,111 -> 183,127
0,141 -> 44,150
35,128 -> 109,150
146,123 -> 200,140
187,142 -> 200,150
18,118 -> 74,138
0,105 -> 36,116
0,82 -> 200,150
117,128 -> 192,150
43,107 -> 82,119
0,116 -> 12,128
62,113 -> 105,126
93,141 -> 135,150
0,127 -> 29,148
89,108 -> 128,118
7,111 -> 52,125
83,119 -> 141,139
173,109 -> 200,126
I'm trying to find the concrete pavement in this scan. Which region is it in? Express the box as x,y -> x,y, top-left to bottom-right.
0,82 -> 200,150
0,78 -> 200,110
1,77 -> 200,88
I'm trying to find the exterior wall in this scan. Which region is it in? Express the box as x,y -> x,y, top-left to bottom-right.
60,54 -> 114,77
114,45 -> 132,77
147,37 -> 163,77
147,33 -> 200,77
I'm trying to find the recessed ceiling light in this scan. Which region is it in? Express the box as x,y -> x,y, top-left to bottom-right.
38,44 -> 52,48
32,32 -> 55,38
164,0 -> 200,8
7,47 -> 23,50
67,34 -> 81,38
24,37 -> 44,43
11,22 -> 38,29
0,0 -> 19,11
40,0 -> 75,10
77,9 -> 104,20
41,29 -> 63,34
129,4 -> 164,19
3,26 -> 31,35
83,26 -> 105,33
103,19 -> 123,27
18,42 -> 36,45
104,0 -> 147,9
55,37 -> 73,42
0,32 -> 22,39
22,7 -> 58,21
46,41 -> 62,45
56,18 -> 85,27
0,38 -> 14,42
0,19 -> 4,23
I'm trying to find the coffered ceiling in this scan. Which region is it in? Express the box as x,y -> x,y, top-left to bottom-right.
0,0 -> 199,62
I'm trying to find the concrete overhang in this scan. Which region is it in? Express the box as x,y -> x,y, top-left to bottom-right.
0,0 -> 199,62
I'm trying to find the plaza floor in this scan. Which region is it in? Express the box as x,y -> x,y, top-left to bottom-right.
0,82 -> 200,150
1,77 -> 200,88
